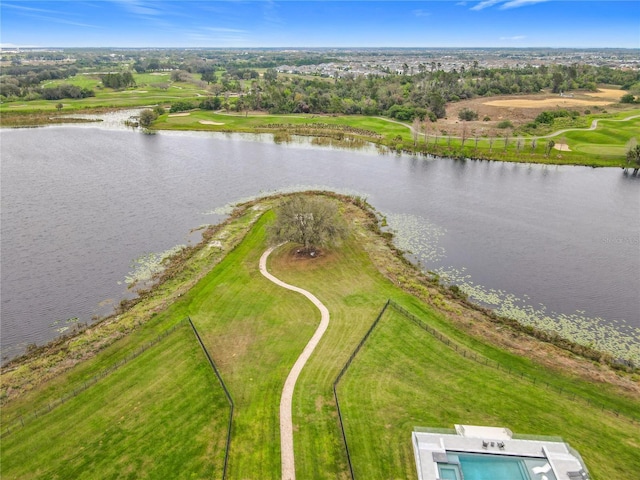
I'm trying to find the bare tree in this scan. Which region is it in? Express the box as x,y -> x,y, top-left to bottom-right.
460,122 -> 468,149
516,137 -> 524,154
412,118 -> 420,146
530,137 -> 538,154
545,140 -> 555,157
503,129 -> 511,153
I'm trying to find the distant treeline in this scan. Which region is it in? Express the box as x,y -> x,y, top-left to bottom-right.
2,49 -> 639,121
220,64 -> 639,121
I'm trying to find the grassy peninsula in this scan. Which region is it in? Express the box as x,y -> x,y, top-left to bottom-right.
2,193 -> 638,479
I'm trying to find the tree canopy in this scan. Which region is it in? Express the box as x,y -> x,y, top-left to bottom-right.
268,196 -> 348,254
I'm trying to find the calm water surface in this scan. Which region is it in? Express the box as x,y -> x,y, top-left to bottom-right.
1,122 -> 638,362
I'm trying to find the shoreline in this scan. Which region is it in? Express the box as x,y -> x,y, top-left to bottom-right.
2,106 -> 638,168
2,192 -> 637,407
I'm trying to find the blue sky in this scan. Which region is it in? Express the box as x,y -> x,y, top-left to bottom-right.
1,1 -> 639,49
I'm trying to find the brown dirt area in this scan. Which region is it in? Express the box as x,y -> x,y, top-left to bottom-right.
440,88 -> 627,137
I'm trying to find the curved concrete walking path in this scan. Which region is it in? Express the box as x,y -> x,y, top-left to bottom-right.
259,245 -> 330,480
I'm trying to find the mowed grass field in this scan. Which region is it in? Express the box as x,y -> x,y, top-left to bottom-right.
1,323 -> 229,479
156,110 -> 410,141
564,114 -> 640,157
0,72 -> 208,113
154,108 -> 640,167
338,307 -> 640,480
1,196 -> 639,479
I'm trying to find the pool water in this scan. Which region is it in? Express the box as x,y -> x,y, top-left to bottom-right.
439,452 -> 557,480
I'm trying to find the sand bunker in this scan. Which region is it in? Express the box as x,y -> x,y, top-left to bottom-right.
168,112 -> 190,117
199,120 -> 225,125
554,143 -> 572,152
483,98 -> 611,108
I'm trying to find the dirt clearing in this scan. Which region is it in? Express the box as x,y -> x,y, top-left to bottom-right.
483,98 -> 611,108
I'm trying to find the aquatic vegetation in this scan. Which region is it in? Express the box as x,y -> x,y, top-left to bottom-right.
124,245 -> 187,287
384,212 -> 447,265
434,266 -> 640,364
50,317 -> 80,335
387,213 -> 640,364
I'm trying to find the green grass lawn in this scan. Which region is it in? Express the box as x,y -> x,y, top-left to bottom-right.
0,71 -> 208,113
1,195 -> 638,479
152,109 -> 640,167
337,306 -> 640,479
1,323 -> 229,480
564,114 -> 640,158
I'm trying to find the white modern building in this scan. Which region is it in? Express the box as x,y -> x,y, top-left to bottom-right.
413,425 -> 590,480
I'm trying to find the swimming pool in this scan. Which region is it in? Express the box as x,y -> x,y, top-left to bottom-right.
438,452 -> 557,480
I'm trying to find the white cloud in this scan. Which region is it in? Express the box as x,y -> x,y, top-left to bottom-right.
500,0 -> 550,9
203,27 -> 247,34
471,0 -> 550,10
412,9 -> 431,17
2,3 -> 65,14
112,0 -> 162,17
471,0 -> 503,11
500,35 -> 527,40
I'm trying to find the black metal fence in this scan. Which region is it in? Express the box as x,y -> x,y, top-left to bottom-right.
333,300 -> 390,480
387,300 -> 639,425
187,317 -> 234,480
332,299 -> 639,479
1,318 -> 188,438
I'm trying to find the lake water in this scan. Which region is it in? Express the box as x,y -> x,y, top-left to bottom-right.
1,119 -> 639,362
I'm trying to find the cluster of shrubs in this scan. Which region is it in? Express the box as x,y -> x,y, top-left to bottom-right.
168,96 -> 223,113
534,109 -> 580,124
40,84 -> 95,100
138,105 -> 166,128
101,72 -> 136,90
458,107 -> 479,121
169,100 -> 196,113
387,105 -> 435,122
521,109 -> 580,132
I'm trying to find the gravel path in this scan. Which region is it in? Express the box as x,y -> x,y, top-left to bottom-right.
259,246 -> 330,480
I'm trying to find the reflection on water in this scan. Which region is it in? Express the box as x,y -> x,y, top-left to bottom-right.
1,118 -> 638,363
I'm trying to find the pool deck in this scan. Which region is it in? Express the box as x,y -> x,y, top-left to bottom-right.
413,425 -> 589,480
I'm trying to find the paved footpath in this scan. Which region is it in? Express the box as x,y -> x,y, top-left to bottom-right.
259,246 -> 330,480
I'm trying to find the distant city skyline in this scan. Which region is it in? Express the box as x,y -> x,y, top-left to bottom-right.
1,1 -> 639,49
